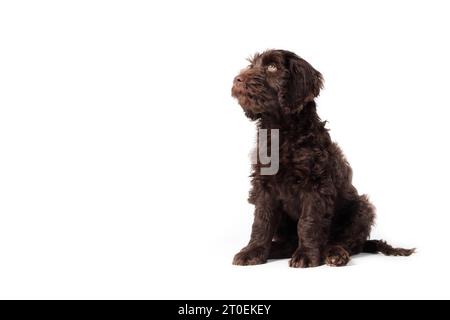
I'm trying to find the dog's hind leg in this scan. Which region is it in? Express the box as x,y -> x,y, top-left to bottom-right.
328,194 -> 414,264
330,194 -> 376,256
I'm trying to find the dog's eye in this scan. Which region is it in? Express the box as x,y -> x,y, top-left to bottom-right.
267,64 -> 277,72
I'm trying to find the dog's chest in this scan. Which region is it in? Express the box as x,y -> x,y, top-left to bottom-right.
278,140 -> 323,181
251,133 -> 332,207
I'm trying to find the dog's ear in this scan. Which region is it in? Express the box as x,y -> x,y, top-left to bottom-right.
283,55 -> 323,111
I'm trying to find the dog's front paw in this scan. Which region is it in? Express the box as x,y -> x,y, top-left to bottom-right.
289,249 -> 321,268
233,246 -> 267,266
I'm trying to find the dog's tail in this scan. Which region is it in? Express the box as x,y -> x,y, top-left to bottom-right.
362,239 -> 415,256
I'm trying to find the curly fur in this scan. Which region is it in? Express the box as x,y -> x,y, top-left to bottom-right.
231,49 -> 414,268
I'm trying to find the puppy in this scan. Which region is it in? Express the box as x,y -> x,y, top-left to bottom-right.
231,49 -> 414,267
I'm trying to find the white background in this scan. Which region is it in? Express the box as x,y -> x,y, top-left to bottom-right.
0,0 -> 449,299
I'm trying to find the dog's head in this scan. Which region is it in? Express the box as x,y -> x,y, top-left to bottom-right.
231,50 -> 323,120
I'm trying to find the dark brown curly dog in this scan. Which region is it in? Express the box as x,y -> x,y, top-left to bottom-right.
231,49 -> 414,268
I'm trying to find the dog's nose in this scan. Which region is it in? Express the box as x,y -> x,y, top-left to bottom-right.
234,76 -> 243,84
